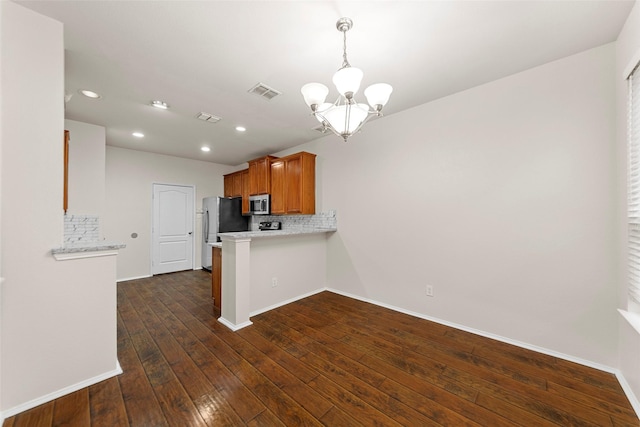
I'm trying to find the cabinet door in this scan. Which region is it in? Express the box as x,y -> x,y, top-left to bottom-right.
249,156 -> 275,195
285,155 -> 303,214
223,175 -> 233,197
257,158 -> 270,194
299,152 -> 316,214
211,247 -> 222,311
249,160 -> 259,195
232,172 -> 242,197
270,160 -> 286,214
241,169 -> 250,215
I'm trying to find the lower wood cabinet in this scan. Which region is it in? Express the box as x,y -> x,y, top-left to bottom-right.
211,247 -> 222,311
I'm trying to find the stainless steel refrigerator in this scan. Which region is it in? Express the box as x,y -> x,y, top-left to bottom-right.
201,196 -> 249,271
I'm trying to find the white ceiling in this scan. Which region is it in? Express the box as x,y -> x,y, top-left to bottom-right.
17,0 -> 635,166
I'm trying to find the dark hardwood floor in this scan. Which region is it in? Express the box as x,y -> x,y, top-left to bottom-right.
3,270 -> 639,426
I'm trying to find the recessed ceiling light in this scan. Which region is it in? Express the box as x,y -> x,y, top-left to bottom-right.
79,89 -> 101,99
151,100 -> 169,109
201,146 -> 211,152
132,132 -> 144,138
235,126 -> 246,132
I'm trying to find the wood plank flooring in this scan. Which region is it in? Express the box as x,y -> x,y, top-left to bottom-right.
3,270 -> 639,426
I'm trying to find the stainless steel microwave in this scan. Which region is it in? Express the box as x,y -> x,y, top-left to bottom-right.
249,194 -> 270,215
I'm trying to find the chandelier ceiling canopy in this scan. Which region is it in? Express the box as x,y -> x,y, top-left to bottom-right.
301,17 -> 393,142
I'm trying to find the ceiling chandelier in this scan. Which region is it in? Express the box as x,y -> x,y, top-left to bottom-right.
301,17 -> 393,142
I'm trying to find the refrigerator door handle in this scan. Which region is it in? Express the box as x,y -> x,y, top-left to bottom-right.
203,210 -> 209,243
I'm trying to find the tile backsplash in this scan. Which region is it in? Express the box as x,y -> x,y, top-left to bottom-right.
64,215 -> 99,243
250,210 -> 337,231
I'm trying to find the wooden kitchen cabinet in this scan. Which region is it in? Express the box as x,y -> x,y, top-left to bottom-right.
248,155 -> 277,195
270,151 -> 316,215
211,246 -> 222,311
270,160 -> 286,214
224,168 -> 250,214
223,173 -> 234,197
223,168 -> 248,198
241,169 -> 250,215
232,172 -> 242,196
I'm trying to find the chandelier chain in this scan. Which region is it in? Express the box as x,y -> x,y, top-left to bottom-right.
341,29 -> 350,69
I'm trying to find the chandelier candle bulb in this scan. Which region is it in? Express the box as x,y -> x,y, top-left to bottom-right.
300,17 -> 392,142
365,83 -> 393,110
332,67 -> 363,98
301,83 -> 329,108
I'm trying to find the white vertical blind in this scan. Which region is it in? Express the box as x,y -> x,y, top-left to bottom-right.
628,65 -> 640,304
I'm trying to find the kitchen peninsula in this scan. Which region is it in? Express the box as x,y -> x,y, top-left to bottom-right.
212,211 -> 336,330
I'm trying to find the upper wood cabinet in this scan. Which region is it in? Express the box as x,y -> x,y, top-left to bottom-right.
224,168 -> 250,215
224,169 -> 249,215
270,152 -> 316,215
223,169 -> 246,198
223,172 -> 234,197
248,155 -> 277,196
270,160 -> 286,215
240,169 -> 250,215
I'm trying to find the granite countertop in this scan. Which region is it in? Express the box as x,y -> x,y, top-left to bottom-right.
51,241 -> 126,254
218,227 -> 336,240
207,242 -> 223,248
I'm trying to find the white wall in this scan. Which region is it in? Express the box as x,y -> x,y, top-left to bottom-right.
288,43 -> 619,367
616,0 -> 640,412
1,2 -> 119,416
105,146 -> 237,280
64,119 -> 106,221
0,0 -> 4,414
250,234 -> 327,314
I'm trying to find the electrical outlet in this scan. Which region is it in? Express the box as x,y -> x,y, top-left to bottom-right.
426,285 -> 434,297
271,277 -> 278,288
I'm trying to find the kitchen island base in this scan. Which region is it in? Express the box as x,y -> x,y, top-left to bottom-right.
217,228 -> 335,330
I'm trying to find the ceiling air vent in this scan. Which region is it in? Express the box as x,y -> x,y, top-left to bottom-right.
248,82 -> 282,101
196,112 -> 222,123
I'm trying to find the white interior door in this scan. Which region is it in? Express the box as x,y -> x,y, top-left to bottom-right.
152,184 -> 194,275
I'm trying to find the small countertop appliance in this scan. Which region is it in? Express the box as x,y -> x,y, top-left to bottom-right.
258,221 -> 281,230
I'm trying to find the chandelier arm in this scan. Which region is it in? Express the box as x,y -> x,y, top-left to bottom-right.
301,17 -> 391,143
313,110 -> 348,140
312,106 -> 380,143
348,111 -> 376,136
343,103 -> 352,137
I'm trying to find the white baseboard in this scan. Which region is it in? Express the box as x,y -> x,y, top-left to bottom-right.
218,288 -> 326,332
218,317 -> 253,331
250,287 -> 326,318
326,288 -> 618,373
117,274 -> 152,283
0,361 -> 123,422
220,287 -> 640,418
326,288 -> 640,417
615,370 -> 640,419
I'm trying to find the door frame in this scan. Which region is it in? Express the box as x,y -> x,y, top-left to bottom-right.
150,182 -> 197,275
